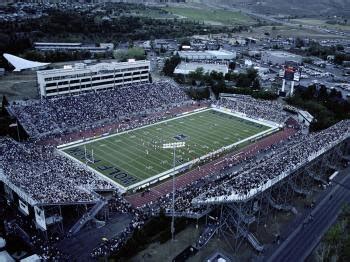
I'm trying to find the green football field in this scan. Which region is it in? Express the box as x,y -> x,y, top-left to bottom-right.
62,109 -> 271,189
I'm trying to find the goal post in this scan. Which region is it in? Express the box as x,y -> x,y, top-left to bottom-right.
84,145 -> 95,164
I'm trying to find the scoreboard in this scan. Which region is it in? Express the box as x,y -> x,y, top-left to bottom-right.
279,63 -> 301,82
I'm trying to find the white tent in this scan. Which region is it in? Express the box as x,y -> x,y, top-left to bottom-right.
3,53 -> 50,72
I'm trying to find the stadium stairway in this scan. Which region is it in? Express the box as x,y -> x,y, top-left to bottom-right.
267,196 -> 298,215
237,225 -> 264,252
68,199 -> 107,236
289,181 -> 310,196
196,224 -> 218,249
223,209 -> 264,252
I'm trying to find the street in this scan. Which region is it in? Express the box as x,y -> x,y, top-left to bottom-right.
267,167 -> 350,262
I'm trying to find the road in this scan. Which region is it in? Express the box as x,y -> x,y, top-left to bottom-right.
267,167 -> 350,262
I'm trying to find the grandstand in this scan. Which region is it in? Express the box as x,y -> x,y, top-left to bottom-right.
7,82 -> 189,139
2,80 -> 350,260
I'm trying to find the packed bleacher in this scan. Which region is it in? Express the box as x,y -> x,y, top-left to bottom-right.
141,119 -> 350,216
197,119 -> 350,201
216,96 -> 291,125
8,81 -> 190,138
3,79 -> 349,260
0,138 -> 113,204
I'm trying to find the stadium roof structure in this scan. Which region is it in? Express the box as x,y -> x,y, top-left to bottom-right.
3,53 -> 50,72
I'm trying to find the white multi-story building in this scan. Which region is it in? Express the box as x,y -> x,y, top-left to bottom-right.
34,42 -> 114,53
37,60 -> 150,98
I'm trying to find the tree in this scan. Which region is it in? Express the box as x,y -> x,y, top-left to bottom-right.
252,78 -> 261,90
295,37 -> 305,48
210,80 -> 225,99
2,95 -> 8,108
162,54 -> 181,76
228,61 -> 236,70
236,68 -> 258,88
188,67 -> 204,83
336,44 -> 344,51
315,242 -> 331,262
286,84 -> 350,131
246,68 -> 258,81
188,86 -> 210,100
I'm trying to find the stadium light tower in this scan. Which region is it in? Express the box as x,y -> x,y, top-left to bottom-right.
162,141 -> 186,241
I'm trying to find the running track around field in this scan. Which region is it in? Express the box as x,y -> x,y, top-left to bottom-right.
125,127 -> 298,208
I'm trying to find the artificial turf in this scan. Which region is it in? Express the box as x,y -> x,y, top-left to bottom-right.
62,109 -> 270,189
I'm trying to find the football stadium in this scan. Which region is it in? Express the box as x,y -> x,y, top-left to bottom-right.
1,79 -> 350,261
60,108 -> 275,190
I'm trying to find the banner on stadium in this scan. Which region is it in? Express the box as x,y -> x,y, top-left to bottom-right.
34,206 -> 47,231
18,199 -> 29,216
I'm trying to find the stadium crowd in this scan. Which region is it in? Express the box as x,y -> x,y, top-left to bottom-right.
216,96 -> 291,125
0,138 -> 113,204
199,119 -> 350,200
147,119 -> 350,215
2,79 -> 349,260
8,81 -> 190,138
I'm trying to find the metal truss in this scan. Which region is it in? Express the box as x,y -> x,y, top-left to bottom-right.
208,137 -> 350,253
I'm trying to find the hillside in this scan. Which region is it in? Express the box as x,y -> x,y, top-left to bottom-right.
196,0 -> 350,17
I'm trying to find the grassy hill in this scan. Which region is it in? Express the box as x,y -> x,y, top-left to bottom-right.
163,6 -> 255,26
196,0 -> 350,17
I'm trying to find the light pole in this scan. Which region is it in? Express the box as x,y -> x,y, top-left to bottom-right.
163,141 -> 185,241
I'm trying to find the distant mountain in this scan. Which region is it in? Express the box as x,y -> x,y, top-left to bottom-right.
197,0 -> 350,17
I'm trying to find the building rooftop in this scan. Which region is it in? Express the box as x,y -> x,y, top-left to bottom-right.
177,49 -> 235,57
264,51 -> 301,58
34,42 -> 82,46
206,50 -> 235,56
174,62 -> 228,75
37,60 -> 150,76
